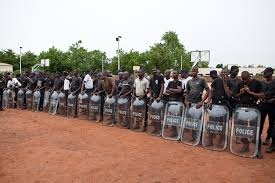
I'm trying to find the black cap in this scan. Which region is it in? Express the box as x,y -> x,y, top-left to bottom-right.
262,67 -> 274,74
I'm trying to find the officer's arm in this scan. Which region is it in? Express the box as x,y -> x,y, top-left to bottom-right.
201,88 -> 209,103
207,87 -> 214,104
110,79 -> 116,96
223,80 -> 232,97
159,83 -> 164,98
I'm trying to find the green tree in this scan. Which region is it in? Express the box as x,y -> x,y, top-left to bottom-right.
216,63 -> 223,68
37,47 -> 70,73
146,31 -> 190,72
21,51 -> 37,72
0,49 -> 18,70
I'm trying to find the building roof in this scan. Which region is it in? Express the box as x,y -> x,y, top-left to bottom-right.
0,62 -> 13,66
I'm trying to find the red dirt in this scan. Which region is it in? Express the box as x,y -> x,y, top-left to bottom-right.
0,109 -> 275,183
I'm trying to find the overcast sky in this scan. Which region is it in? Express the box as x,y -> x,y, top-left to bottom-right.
1,0 -> 274,67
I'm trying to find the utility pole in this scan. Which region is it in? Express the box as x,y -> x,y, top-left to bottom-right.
116,36 -> 122,71
19,46 -> 22,74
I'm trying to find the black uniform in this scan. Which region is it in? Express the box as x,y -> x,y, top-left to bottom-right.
166,80 -> 182,102
0,76 -> 5,110
261,80 -> 275,144
150,75 -> 165,99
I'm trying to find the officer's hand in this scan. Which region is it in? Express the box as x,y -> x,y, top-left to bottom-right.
185,101 -> 190,108
240,88 -> 246,94
196,101 -> 203,109
205,102 -> 212,110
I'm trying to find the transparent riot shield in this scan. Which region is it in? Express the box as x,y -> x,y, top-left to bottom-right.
2,89 -> 8,109
67,93 -> 77,118
202,105 -> 229,151
162,102 -> 185,140
32,90 -> 41,112
181,103 -> 204,146
116,97 -> 131,128
78,93 -> 89,120
58,91 -> 67,116
147,99 -> 165,136
103,96 -> 116,126
230,107 -> 260,158
25,89 -> 33,110
17,88 -> 25,110
48,91 -> 59,115
88,94 -> 102,122
7,89 -> 15,108
43,91 -> 51,112
130,97 -> 146,132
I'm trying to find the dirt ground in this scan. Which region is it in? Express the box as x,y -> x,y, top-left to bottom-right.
0,109 -> 275,183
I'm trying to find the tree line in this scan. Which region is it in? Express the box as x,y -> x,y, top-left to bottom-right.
0,31 -> 201,74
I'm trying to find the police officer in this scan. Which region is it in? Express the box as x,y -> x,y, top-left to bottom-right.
69,71 -> 82,116
0,73 -> 5,111
228,66 -> 242,109
166,70 -> 183,102
115,71 -> 124,94
149,67 -> 164,102
93,72 -> 105,122
35,72 -> 46,111
117,71 -> 133,128
205,68 -> 231,147
101,71 -> 117,126
259,67 -> 275,153
133,69 -> 150,121
236,71 -> 263,158
185,67 -> 209,108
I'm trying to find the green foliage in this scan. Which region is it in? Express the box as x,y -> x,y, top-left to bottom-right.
216,63 -> 223,68
0,49 -> 18,70
0,31 -> 194,74
21,51 -> 37,72
147,31 -> 191,73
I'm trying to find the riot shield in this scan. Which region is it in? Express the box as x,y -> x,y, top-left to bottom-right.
17,88 -> 25,110
25,89 -> 33,110
103,96 -> 116,125
116,97 -> 131,128
48,91 -> 59,115
78,93 -> 89,120
202,105 -> 229,151
7,89 -> 15,108
67,93 -> 77,118
130,97 -> 146,132
2,89 -> 8,109
32,90 -> 41,112
181,103 -> 204,146
43,91 -> 51,112
58,91 -> 67,116
162,102 -> 185,140
230,107 -> 260,158
147,99 -> 165,136
88,94 -> 102,122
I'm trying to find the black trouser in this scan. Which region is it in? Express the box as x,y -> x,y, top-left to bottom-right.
85,88 -> 93,99
0,90 -> 3,109
14,88 -> 18,107
260,103 -> 275,141
39,89 -> 45,110
64,90 -> 69,106
100,94 -> 105,119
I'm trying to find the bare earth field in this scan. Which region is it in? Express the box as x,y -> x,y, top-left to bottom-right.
0,109 -> 275,183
